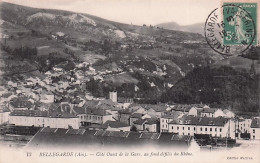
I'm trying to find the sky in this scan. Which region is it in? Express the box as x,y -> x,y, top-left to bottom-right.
2,0 -> 219,26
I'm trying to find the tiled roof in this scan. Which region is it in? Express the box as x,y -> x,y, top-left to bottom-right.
142,104 -> 168,112
145,118 -> 158,125
171,104 -> 193,112
251,118 -> 260,128
161,111 -> 181,119
10,98 -> 32,108
73,107 -> 85,115
10,110 -> 78,118
98,99 -> 117,106
101,120 -> 130,129
168,115 -> 229,126
85,107 -> 111,116
95,103 -> 120,111
118,108 -> 133,114
202,108 -> 217,113
84,100 -> 99,108
130,113 -> 144,118
140,133 -> 160,139
10,110 -> 48,117
133,119 -> 147,125
27,127 -> 193,148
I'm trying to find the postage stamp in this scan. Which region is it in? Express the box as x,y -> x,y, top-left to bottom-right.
223,3 -> 257,46
204,0 -> 259,56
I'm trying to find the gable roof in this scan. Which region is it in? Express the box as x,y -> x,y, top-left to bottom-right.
130,113 -> 144,118
85,107 -> 111,116
118,108 -> 134,114
133,118 -> 147,125
202,108 -> 217,113
145,118 -> 158,125
161,111 -> 182,119
142,104 -> 168,112
73,107 -> 85,115
101,120 -> 130,129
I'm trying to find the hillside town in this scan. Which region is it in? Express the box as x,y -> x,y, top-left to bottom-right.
0,2 -> 259,152
0,61 -> 259,147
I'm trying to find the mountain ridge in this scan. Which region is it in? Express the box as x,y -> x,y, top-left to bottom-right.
156,21 -> 204,35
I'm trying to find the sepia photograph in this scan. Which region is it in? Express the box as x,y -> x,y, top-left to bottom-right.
0,0 -> 259,163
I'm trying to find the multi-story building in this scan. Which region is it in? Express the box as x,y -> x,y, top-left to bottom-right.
167,115 -> 236,138
235,118 -> 252,134
144,118 -> 158,133
160,111 -> 183,132
9,110 -> 80,129
118,109 -> 134,125
250,117 -> 260,140
85,107 -> 113,124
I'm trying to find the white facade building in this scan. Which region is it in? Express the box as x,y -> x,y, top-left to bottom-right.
9,110 -> 80,129
167,115 -> 236,139
250,117 -> 260,140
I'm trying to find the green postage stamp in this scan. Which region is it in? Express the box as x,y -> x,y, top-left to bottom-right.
204,0 -> 259,56
223,2 -> 257,46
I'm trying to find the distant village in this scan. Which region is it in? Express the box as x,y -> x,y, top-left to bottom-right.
0,61 -> 259,142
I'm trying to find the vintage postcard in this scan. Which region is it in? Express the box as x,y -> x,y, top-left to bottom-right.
0,0 -> 259,163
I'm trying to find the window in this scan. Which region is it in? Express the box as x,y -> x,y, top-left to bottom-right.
166,125 -> 168,128
162,119 -> 164,123
253,129 -> 255,133
253,136 -> 255,139
172,126 -> 174,130
183,127 -> 184,130
205,128 -> 207,131
215,128 -> 217,132
188,133 -> 190,136
162,125 -> 164,128
166,120 -> 168,123
177,126 -> 179,130
200,127 -> 202,131
210,128 -> 212,131
194,127 -> 196,131
220,128 -> 222,132
183,133 -> 184,135
188,127 -> 190,130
